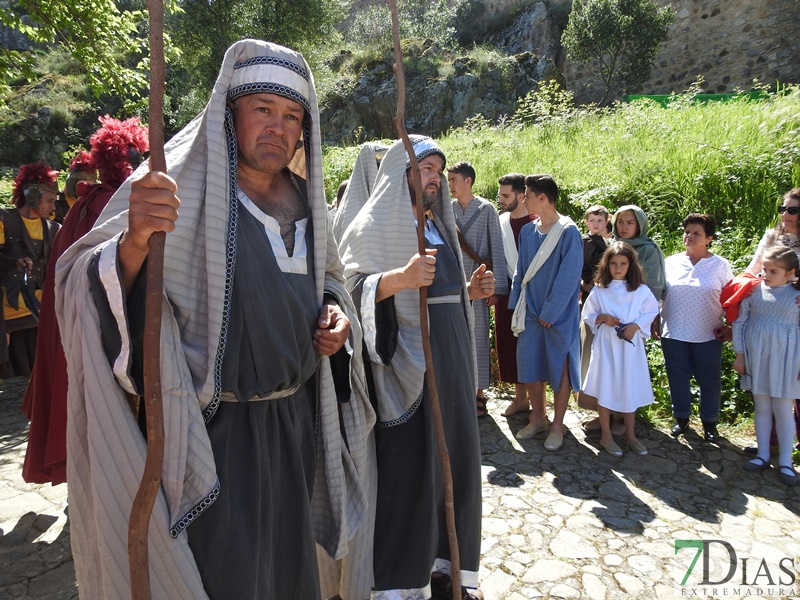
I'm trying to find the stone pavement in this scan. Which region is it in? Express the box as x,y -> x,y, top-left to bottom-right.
1,378 -> 798,599
0,377 -> 75,600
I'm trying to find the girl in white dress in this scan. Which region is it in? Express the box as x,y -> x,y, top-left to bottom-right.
733,246 -> 800,486
582,242 -> 660,457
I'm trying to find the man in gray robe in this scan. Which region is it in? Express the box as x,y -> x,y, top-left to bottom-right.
447,161 -> 508,416
337,136 -> 494,600
56,40 -> 374,599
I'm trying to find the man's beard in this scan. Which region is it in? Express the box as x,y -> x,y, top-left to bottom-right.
422,186 -> 439,211
408,187 -> 440,212
501,199 -> 518,213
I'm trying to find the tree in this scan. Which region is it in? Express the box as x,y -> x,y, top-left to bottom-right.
562,0 -> 675,104
0,0 -> 154,98
172,0 -> 344,93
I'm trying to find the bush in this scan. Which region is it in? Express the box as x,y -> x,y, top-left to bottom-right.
344,0 -> 457,51
514,79 -> 577,125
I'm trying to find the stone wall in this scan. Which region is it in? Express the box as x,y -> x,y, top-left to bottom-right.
562,0 -> 800,103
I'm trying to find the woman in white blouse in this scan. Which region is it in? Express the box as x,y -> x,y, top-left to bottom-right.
661,214 -> 733,442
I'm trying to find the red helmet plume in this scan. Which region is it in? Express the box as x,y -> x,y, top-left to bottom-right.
12,162 -> 59,208
68,150 -> 96,176
90,115 -> 150,189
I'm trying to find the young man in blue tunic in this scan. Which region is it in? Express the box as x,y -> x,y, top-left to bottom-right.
508,175 -> 583,451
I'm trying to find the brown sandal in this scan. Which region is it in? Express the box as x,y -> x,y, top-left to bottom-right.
476,396 -> 487,419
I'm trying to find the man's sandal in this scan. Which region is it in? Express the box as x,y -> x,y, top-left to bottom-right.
476,396 -> 487,419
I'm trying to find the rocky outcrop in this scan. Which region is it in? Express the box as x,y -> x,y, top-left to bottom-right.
325,0 -> 799,141
488,0 -> 569,58
321,1 -> 569,143
563,0 -> 800,103
320,39 -> 559,143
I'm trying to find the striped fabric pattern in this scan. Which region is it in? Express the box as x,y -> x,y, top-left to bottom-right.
56,39 -> 375,598
453,197 -> 508,389
338,137 -> 477,424
332,142 -> 388,242
733,282 -> 800,399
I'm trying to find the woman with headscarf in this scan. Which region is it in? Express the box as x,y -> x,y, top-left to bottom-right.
611,205 -> 666,304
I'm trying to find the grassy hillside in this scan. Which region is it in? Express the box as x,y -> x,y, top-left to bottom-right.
324,86 -> 800,424
327,86 -> 800,266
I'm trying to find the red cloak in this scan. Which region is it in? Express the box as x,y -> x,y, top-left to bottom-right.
22,183 -> 117,484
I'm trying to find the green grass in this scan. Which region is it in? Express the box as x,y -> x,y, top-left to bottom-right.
322,85 -> 800,424
436,89 -> 800,258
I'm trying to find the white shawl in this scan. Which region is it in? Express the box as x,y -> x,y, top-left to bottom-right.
499,211 -> 518,277
332,141 -> 388,242
337,136 -> 476,423
56,39 -> 374,599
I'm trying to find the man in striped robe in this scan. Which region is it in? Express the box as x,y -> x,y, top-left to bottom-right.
56,40 -> 373,600
337,136 -> 493,600
447,161 -> 508,417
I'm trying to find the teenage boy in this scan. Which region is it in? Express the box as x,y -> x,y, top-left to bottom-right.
508,175 -> 582,451
448,161 -> 507,418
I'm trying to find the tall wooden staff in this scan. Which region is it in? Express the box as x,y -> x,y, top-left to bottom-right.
128,0 -> 168,597
387,2 -> 461,597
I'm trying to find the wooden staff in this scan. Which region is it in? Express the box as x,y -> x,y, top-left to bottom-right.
128,0 -> 167,597
387,2 -> 461,597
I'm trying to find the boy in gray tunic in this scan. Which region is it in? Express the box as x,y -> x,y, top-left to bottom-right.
448,161 -> 508,417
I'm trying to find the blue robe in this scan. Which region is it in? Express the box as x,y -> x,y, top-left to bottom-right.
509,221 -> 583,391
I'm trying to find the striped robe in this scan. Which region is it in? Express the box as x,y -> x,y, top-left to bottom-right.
453,197 -> 508,389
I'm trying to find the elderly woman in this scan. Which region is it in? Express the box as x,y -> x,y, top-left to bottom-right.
661,213 -> 733,441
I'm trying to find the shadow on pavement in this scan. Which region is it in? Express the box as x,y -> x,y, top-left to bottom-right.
0,511 -> 77,600
479,400 -> 799,538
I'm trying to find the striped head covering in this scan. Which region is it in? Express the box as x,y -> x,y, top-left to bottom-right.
405,136 -> 446,169
56,40 -> 371,599
338,136 -> 477,422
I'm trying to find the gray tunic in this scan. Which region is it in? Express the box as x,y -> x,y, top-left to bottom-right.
185,199 -> 321,599
355,222 -> 482,597
453,197 -> 507,389
89,200 -> 324,600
